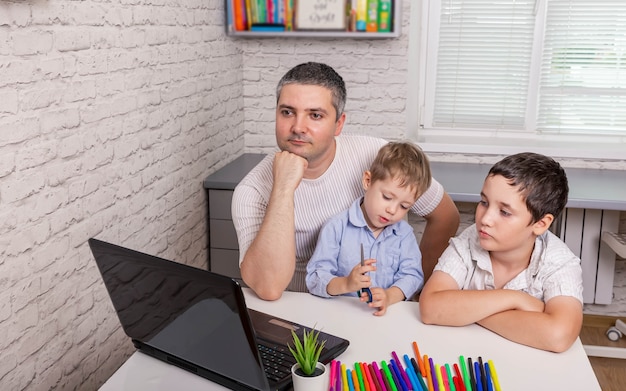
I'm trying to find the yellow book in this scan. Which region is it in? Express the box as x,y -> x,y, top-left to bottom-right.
356,0 -> 367,31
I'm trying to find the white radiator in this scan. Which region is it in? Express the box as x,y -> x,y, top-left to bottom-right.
553,208 -> 620,304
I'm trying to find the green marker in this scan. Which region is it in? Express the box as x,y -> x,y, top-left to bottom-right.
354,362 -> 365,391
381,360 -> 398,391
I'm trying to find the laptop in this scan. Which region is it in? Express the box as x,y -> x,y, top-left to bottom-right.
88,238 -> 349,391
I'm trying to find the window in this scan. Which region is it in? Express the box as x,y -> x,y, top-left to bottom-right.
412,0 -> 626,159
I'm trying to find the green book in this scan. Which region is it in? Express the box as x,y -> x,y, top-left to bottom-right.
378,0 -> 392,32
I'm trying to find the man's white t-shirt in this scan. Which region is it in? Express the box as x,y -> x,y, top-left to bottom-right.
232,135 -> 444,292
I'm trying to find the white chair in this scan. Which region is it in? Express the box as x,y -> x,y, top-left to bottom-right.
601,231 -> 626,259
601,231 -> 626,345
583,231 -> 626,359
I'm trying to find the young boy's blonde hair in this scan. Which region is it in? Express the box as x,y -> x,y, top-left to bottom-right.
369,141 -> 432,200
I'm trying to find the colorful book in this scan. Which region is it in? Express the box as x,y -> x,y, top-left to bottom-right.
233,0 -> 247,31
366,0 -> 378,32
356,0 -> 367,31
250,23 -> 285,32
285,0 -> 293,30
378,0 -> 392,32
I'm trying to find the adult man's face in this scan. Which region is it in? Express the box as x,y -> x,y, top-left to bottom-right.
276,84 -> 345,176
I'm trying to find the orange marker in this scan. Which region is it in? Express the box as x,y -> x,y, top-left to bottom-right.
352,367 -> 361,391
424,354 -> 434,391
360,362 -> 374,391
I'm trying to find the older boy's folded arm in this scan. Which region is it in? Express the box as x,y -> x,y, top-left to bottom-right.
477,295 -> 583,353
420,271 -> 543,326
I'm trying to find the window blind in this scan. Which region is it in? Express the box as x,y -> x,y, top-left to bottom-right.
427,0 -> 626,138
431,0 -> 536,129
538,0 -> 626,136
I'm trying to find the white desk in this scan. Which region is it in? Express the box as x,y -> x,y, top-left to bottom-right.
100,289 -> 600,391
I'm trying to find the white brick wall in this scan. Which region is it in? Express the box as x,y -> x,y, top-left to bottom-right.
0,0 -> 244,389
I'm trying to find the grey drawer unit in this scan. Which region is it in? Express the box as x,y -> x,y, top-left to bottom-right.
203,153 -> 266,280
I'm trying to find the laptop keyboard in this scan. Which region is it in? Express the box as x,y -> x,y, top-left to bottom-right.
258,342 -> 297,382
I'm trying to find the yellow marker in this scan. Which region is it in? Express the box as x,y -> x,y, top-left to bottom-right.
435,364 -> 445,391
488,359 -> 502,391
342,363 -> 349,391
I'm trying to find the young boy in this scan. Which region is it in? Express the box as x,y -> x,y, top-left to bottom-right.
306,142 -> 429,316
420,152 -> 583,352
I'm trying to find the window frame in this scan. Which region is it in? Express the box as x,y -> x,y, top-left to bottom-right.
408,0 -> 625,160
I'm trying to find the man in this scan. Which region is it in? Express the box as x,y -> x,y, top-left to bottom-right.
232,62 -> 460,301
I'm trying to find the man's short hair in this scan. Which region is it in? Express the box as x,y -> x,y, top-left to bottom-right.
276,62 -> 347,121
488,152 -> 569,223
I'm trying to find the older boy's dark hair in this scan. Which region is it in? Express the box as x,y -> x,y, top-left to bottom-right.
369,142 -> 432,200
276,62 -> 347,121
488,152 -> 569,223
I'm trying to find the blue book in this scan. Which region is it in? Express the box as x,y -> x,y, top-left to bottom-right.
250,23 -> 285,32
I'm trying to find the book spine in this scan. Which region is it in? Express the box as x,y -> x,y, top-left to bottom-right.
249,0 -> 257,25
378,0 -> 391,32
233,0 -> 246,31
275,0 -> 282,24
254,0 -> 263,24
285,0 -> 293,31
356,0 -> 367,31
267,0 -> 273,24
366,0 -> 378,32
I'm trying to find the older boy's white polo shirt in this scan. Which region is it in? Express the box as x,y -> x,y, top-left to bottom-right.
435,224 -> 584,304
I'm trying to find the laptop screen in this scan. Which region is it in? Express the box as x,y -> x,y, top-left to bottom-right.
90,238 -> 269,390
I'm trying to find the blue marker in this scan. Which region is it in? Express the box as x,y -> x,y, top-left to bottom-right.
474,361 -> 483,391
484,362 -> 494,391
410,357 -> 428,391
390,359 -> 409,391
347,368 -> 355,391
403,354 -> 422,391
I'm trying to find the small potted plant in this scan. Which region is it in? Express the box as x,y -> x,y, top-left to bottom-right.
289,327 -> 328,391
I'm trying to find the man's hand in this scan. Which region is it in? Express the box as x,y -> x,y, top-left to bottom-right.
272,151 -> 307,192
240,151 -> 308,301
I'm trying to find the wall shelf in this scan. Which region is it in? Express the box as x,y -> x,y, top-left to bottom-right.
226,1 -> 401,39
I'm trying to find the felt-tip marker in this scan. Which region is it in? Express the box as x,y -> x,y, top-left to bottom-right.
487,360 -> 501,391
467,358 -> 476,391
473,362 -> 483,391
484,362 -> 493,391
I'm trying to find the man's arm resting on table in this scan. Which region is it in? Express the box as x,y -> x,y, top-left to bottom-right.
478,296 -> 583,353
419,271 -> 545,326
239,152 -> 306,301
419,192 -> 460,283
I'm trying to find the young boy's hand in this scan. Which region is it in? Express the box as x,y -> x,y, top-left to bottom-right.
346,258 -> 376,292
366,287 -> 390,316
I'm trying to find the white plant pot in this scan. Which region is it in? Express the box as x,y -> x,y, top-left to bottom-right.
291,362 -> 328,391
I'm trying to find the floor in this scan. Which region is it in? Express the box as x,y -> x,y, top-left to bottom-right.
579,315 -> 626,391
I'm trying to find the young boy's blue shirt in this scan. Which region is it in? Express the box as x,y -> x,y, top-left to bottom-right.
306,197 -> 424,299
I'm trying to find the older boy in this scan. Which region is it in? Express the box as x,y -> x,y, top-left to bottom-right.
420,152 -> 583,352
306,142 -> 429,316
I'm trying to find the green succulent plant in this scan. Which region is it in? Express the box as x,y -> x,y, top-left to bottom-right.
288,327 -> 326,376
